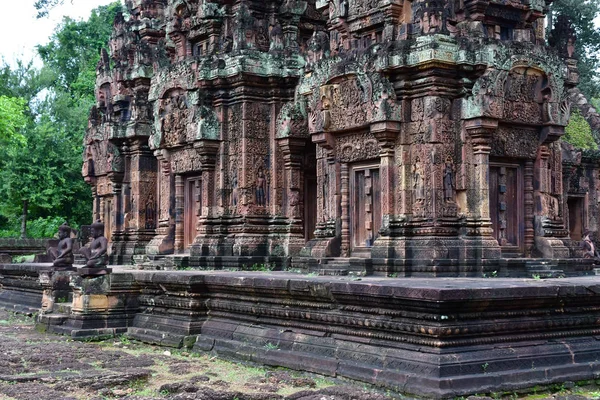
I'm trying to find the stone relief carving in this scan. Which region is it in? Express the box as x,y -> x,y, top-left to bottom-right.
335,132 -> 380,163
491,127 -> 539,159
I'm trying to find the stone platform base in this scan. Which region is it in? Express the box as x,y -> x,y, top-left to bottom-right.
184,274 -> 600,398
0,263 -> 52,313
292,257 -> 596,277
5,265 -> 600,397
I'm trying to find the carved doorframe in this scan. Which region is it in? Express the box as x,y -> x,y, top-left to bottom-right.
342,161 -> 382,256
489,160 -> 525,255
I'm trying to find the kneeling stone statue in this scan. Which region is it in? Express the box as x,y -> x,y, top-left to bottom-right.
49,223 -> 75,270
80,220 -> 109,269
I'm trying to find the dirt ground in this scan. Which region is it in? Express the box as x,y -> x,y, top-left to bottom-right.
2,309 -> 600,400
0,309 -> 394,400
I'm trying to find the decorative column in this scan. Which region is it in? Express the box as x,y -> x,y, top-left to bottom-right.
464,118 -> 501,259
145,150 -> 175,255
278,137 -> 306,220
174,174 -> 185,254
371,122 -> 400,226
533,126 -> 569,258
340,163 -> 350,257
370,122 -> 399,258
524,160 -> 535,254
195,140 -> 221,220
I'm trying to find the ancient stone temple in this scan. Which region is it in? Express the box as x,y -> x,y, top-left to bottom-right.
83,0 -> 596,273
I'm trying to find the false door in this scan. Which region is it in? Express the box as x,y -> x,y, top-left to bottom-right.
489,163 -> 524,255
350,164 -> 382,255
184,176 -> 202,250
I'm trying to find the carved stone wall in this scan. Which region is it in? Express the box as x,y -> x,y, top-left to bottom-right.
83,0 -> 590,266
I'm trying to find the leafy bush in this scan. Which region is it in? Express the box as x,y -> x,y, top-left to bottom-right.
563,109 -> 597,149
0,215 -> 70,238
27,216 -> 68,238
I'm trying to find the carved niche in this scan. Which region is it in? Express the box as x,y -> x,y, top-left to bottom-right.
159,89 -> 190,148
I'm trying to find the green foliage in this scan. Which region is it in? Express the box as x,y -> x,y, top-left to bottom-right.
28,216 -> 69,238
549,0 -> 600,98
0,4 -> 120,237
0,96 -> 27,146
37,3 -> 123,98
34,0 -> 64,18
563,109 -> 598,149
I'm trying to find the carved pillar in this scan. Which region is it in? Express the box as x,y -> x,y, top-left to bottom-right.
533,126 -> 569,258
146,150 -> 175,255
92,187 -> 100,222
174,174 -> 185,253
340,162 -> 350,257
195,140 -> 220,220
278,137 -> 306,220
112,182 -> 123,234
99,197 -> 106,229
122,145 -> 132,232
126,140 -> 157,235
465,118 -> 497,237
382,2 -> 403,42
524,160 -> 535,254
371,121 -> 400,229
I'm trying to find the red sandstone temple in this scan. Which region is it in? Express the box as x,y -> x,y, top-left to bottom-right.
83,0 -> 597,275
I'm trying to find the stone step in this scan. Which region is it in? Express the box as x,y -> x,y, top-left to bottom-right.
53,302 -> 72,315
318,268 -> 349,276
528,270 -> 564,279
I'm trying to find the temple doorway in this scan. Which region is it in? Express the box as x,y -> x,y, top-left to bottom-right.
350,163 -> 382,256
104,199 -> 112,243
567,196 -> 585,240
304,143 -> 317,241
184,176 -> 202,249
489,162 -> 524,256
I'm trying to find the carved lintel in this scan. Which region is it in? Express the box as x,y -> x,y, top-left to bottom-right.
278,137 -> 307,169
540,125 -> 564,144
311,131 -> 335,150
465,117 -> 497,150
370,121 -> 401,148
193,139 -> 221,170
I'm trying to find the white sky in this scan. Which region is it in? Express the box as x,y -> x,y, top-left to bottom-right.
0,0 -> 119,68
0,1 -> 598,69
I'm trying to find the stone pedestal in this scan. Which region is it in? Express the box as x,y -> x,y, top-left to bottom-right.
39,268 -> 76,314
37,272 -> 139,339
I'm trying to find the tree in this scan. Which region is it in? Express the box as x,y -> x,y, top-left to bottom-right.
0,3 -> 121,236
0,96 -> 27,146
563,109 -> 597,149
549,0 -> 600,99
34,0 -> 66,18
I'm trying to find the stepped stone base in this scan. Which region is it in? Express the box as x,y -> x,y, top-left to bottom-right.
5,264 -> 600,397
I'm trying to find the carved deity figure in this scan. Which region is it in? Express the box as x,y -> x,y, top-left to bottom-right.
412,157 -> 425,204
307,31 -> 330,64
232,174 -> 239,207
269,23 -> 284,52
256,169 -> 267,206
145,194 -> 156,229
233,3 -> 256,52
582,232 -> 599,261
82,146 -> 94,178
443,159 -> 455,203
48,223 -> 74,268
80,220 -> 109,268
